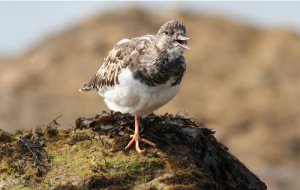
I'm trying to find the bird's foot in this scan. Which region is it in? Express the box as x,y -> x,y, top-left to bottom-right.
125,133 -> 156,153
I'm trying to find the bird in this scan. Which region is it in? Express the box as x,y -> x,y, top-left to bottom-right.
80,20 -> 190,153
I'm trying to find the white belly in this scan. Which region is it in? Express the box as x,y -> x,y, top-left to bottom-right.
98,68 -> 180,115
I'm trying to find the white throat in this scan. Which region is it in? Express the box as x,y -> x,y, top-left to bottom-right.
167,43 -> 185,60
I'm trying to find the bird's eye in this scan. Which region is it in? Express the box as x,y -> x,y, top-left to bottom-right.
165,32 -> 168,35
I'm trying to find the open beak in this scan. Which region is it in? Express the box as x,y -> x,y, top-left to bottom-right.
176,35 -> 191,50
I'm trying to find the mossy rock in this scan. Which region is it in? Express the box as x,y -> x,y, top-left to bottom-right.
0,112 -> 266,189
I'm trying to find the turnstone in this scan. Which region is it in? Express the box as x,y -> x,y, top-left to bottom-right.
80,20 -> 190,153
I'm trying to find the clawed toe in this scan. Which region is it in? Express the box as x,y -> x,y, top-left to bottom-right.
125,115 -> 156,153
125,134 -> 156,153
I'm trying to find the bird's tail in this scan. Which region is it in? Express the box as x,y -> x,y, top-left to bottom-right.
79,84 -> 94,92
79,74 -> 99,92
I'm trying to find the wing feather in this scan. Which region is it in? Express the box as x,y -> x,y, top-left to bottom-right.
80,35 -> 155,91
80,39 -> 133,91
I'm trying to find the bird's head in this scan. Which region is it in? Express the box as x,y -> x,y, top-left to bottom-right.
157,20 -> 190,57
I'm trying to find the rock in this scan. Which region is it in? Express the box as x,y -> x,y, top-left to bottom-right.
0,112 -> 267,189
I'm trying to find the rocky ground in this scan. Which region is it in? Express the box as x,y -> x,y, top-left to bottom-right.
0,112 -> 266,189
0,8 -> 300,189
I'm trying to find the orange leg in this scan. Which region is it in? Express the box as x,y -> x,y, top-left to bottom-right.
125,115 -> 156,153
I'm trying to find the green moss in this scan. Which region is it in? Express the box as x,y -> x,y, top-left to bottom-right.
5,184 -> 32,190
0,128 -> 164,189
44,140 -> 102,186
102,154 -> 162,175
0,162 -> 11,177
0,126 -> 212,189
93,152 -> 165,187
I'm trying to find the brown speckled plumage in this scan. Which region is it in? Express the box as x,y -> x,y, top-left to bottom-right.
81,20 -> 187,91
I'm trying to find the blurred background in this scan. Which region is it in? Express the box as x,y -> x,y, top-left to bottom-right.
1,2 -> 300,190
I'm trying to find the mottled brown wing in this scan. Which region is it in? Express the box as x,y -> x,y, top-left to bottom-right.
80,39 -> 134,91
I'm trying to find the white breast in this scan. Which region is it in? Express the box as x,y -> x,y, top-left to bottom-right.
98,68 -> 181,115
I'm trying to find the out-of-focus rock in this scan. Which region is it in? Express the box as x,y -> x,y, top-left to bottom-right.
1,8 -> 300,190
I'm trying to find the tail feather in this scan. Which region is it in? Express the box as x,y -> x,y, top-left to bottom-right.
80,74 -> 99,92
79,84 -> 94,92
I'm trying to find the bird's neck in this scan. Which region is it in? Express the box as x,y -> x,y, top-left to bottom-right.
154,35 -> 185,61
166,45 -> 185,60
